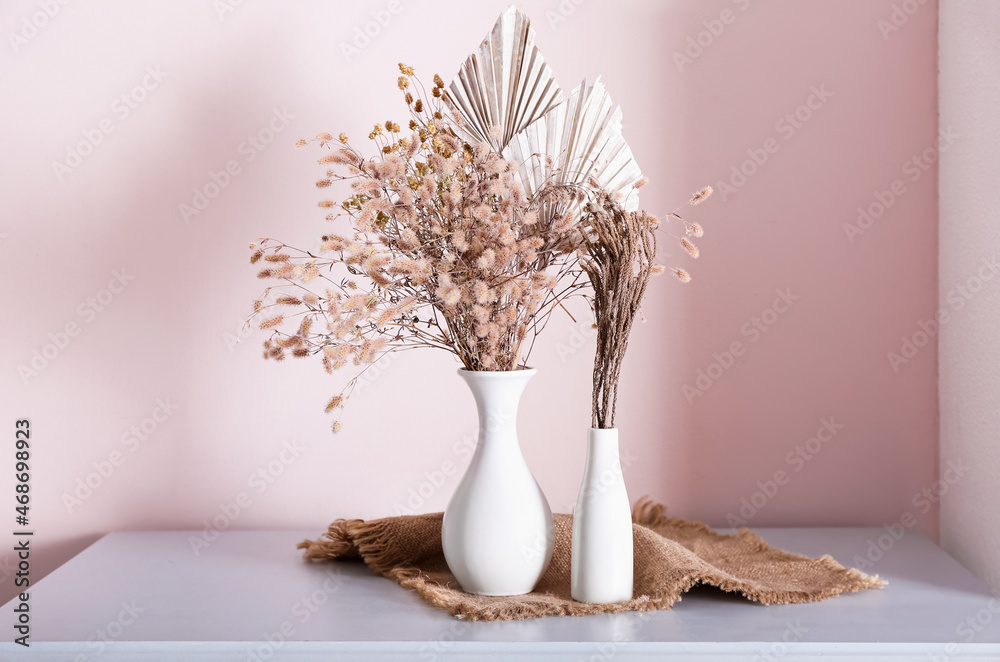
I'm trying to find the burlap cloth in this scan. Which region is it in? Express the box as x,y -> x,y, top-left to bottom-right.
297,498 -> 885,621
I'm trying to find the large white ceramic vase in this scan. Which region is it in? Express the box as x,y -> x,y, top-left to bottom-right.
441,368 -> 554,596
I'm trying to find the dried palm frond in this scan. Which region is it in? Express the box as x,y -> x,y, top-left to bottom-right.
504,77 -> 645,227
444,6 -> 563,152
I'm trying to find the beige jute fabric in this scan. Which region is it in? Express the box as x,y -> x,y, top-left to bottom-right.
297,498 -> 885,621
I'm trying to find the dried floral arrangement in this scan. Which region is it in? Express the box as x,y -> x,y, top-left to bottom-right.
249,69 -> 591,431
247,7 -> 713,431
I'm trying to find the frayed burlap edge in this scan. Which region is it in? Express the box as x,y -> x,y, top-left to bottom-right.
630,499 -> 886,606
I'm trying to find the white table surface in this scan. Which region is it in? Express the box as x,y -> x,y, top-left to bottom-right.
2,527 -> 999,661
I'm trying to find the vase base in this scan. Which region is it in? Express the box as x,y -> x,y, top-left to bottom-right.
571,590 -> 633,604
463,589 -> 534,597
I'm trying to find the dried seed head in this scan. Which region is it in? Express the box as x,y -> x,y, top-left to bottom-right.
687,221 -> 704,238
680,237 -> 700,259
673,268 -> 692,283
689,186 -> 713,205
260,315 -> 284,329
398,62 -> 415,75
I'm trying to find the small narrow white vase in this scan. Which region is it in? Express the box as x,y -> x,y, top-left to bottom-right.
571,427 -> 634,603
441,368 -> 555,596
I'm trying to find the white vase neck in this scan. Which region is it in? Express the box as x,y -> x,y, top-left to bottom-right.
586,428 -> 621,468
459,369 -> 536,444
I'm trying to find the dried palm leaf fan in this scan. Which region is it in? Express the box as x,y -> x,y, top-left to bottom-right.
443,6 -> 646,229
444,6 -> 563,151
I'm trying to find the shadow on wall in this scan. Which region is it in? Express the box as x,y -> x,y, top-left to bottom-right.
0,23 -> 299,607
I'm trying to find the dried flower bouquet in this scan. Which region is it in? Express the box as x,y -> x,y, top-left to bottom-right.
250,66 -> 590,430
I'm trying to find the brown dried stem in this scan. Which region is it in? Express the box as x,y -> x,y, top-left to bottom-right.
580,195 -> 658,429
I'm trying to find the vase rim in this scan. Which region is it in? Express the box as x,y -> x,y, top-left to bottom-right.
458,366 -> 536,375
587,427 -> 620,441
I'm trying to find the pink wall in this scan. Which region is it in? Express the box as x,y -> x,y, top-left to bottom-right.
0,0 -> 938,603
